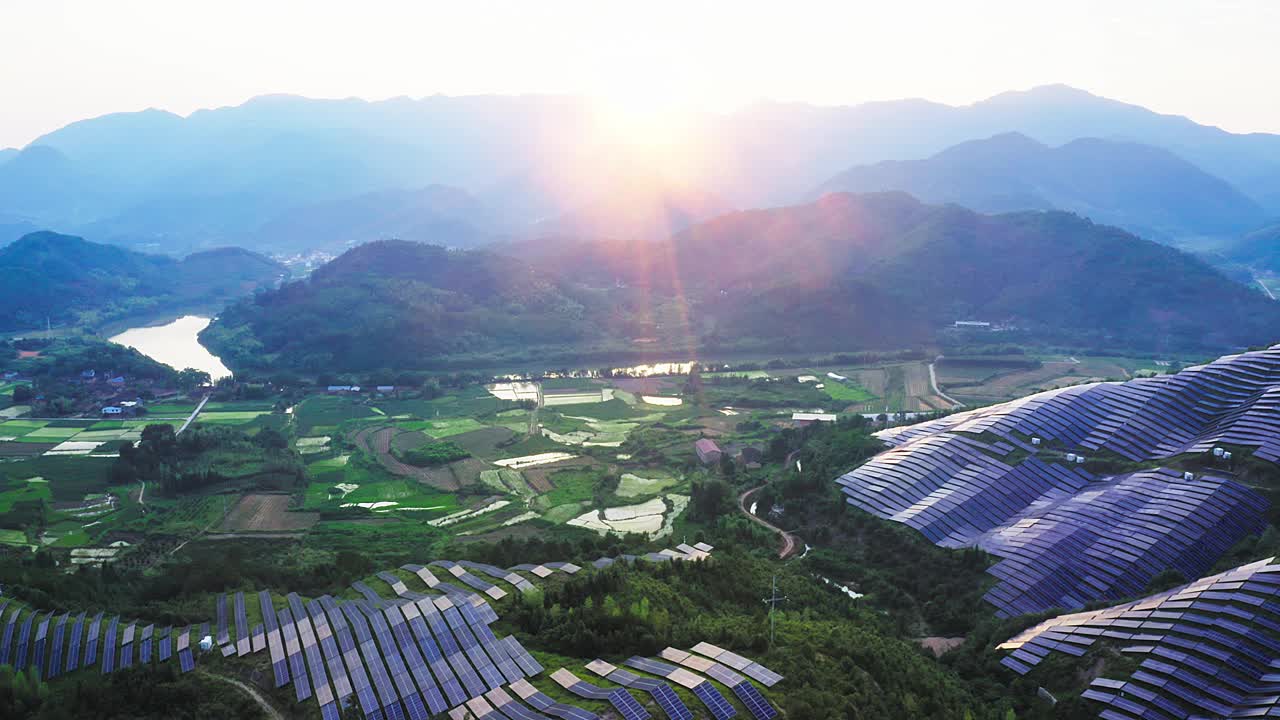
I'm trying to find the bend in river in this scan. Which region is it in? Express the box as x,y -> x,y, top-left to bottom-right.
108,315 -> 232,380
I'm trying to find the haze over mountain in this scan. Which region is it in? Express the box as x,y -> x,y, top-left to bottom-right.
0,231 -> 286,332
1224,223 -> 1280,277
817,133 -> 1268,241
7,85 -> 1280,254
203,193 -> 1280,372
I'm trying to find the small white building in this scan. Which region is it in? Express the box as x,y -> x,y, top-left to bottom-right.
101,406 -> 123,415
793,412 -> 838,423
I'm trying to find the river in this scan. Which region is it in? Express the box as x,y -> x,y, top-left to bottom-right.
108,315 -> 232,381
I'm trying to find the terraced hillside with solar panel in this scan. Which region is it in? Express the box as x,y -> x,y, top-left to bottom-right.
0,544 -> 801,720
837,346 -> 1280,617
12,339 -> 1280,720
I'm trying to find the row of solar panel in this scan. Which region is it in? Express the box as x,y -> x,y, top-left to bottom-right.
0,603 -> 198,680
999,557 -> 1280,719
836,424 -> 1268,615
875,346 -> 1280,465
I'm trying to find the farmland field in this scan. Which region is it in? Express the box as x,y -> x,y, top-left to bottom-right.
219,494 -> 319,532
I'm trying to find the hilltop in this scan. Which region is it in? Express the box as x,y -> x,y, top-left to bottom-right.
204,194 -> 1280,372
0,231 -> 286,332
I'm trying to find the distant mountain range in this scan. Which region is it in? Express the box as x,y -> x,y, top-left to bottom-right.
0,231 -> 286,332
202,194 -> 1280,372
5,85 -> 1280,254
816,133 -> 1267,241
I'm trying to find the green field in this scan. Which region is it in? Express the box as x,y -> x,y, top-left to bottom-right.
295,395 -> 379,432
0,528 -> 30,546
400,417 -> 486,438
541,468 -> 604,507
824,381 -> 876,403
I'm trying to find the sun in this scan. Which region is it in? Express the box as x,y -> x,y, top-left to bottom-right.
593,68 -> 698,151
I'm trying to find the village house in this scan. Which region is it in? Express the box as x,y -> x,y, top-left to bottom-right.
695,438 -> 723,465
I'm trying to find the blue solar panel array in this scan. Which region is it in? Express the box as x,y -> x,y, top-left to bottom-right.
511,677 -> 598,720
836,347 -> 1280,616
876,346 -> 1280,461
32,613 -> 50,678
587,659 -> 692,720
1001,557 -> 1280,719
261,590 -> 290,687
234,591 -> 250,656
0,547 -> 742,720
552,668 -> 650,720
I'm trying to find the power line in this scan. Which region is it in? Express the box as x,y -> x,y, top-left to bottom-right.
762,575 -> 788,647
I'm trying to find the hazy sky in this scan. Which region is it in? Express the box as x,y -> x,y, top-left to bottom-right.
2,0 -> 1278,148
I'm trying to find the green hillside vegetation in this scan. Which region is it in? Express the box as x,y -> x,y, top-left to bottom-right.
399,440 -> 470,466
203,195 -> 1280,373
0,231 -> 284,332
202,240 -> 603,371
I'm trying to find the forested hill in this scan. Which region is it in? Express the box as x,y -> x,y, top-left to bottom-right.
203,194 -> 1280,372
0,231 -> 286,331
816,133 -> 1267,241
522,192 -> 1280,351
201,241 -> 606,371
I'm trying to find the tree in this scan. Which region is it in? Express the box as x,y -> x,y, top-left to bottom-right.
176,367 -> 212,391
11,384 -> 33,403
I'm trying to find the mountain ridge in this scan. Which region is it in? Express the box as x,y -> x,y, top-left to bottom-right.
816,132 -> 1267,240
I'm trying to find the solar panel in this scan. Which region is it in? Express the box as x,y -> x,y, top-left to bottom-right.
47,613 -> 69,679
378,603 -> 448,715
0,606 -> 14,667
288,593 -> 333,710
306,599 -> 354,710
64,612 -> 85,674
338,601 -> 405,720
139,624 -> 154,665
99,615 -> 119,674
838,347 -> 1280,615
622,653 -> 737,712
730,681 -> 778,720
586,660 -> 690,720
119,621 -> 135,669
177,627 -> 196,673
355,602 -> 430,720
83,612 -> 103,668
551,668 -> 650,720
398,598 -> 467,707
216,593 -> 230,646
690,643 -> 783,687
260,591 -> 290,687
483,686 -> 551,720
234,591 -> 251,656
1000,556 -> 1280,718
418,596 -> 486,699
158,627 -> 173,663
277,607 -> 313,702
32,613 -> 51,679
510,678 -> 599,720
319,596 -> 382,720
13,611 -> 34,671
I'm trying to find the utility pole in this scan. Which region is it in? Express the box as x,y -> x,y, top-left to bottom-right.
762,575 -> 788,647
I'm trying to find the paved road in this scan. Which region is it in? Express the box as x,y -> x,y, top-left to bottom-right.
1260,277 -> 1277,301
739,486 -> 798,559
177,393 -> 211,435
928,362 -> 964,409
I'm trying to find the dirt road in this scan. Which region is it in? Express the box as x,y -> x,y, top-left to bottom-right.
739,486 -> 799,559
197,670 -> 284,720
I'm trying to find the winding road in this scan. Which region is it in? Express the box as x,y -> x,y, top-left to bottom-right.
739,486 -> 799,559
